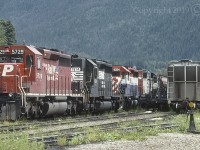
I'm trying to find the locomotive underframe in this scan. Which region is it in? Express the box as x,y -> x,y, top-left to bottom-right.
0,93 -> 21,120
0,93 -> 123,120
138,97 -> 169,111
170,100 -> 200,113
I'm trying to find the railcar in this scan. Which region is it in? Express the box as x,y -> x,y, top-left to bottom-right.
112,65 -> 138,110
71,57 -> 119,113
168,59 -> 200,111
0,45 -> 72,120
128,66 -> 167,111
139,71 -> 168,111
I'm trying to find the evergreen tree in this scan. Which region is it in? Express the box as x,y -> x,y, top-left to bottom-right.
0,22 -> 6,45
0,19 -> 16,45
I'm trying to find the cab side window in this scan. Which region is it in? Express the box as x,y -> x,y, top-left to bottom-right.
122,73 -> 125,79
26,55 -> 33,68
37,57 -> 41,69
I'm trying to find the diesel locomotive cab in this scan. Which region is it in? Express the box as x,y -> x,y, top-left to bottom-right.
0,45 -> 73,120
112,66 -> 138,110
0,45 -> 34,120
71,57 -> 118,112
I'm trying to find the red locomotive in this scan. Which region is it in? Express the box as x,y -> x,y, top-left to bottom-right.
0,45 -> 72,120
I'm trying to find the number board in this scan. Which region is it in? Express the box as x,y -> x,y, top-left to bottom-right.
12,49 -> 24,54
113,68 -> 120,72
71,67 -> 81,72
0,49 -> 10,54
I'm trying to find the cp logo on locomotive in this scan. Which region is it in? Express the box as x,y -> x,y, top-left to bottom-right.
2,65 -> 14,76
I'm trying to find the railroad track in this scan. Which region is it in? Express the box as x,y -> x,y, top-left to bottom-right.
1,111 -> 176,148
0,113 -> 123,132
27,112 -> 175,136
0,111 -> 161,133
29,121 -> 178,147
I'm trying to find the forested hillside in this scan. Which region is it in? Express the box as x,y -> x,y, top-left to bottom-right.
0,0 -> 200,73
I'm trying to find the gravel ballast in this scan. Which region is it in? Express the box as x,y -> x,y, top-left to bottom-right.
66,133 -> 200,150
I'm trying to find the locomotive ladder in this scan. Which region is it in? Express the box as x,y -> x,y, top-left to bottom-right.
21,76 -> 28,107
167,66 -> 174,102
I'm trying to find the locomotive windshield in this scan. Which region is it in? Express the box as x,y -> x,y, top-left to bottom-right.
0,55 -> 24,63
112,71 -> 120,76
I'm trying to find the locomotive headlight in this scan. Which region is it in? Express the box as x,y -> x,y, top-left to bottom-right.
9,93 -> 13,97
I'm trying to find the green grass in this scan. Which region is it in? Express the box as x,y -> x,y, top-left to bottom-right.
57,136 -> 67,146
0,133 -> 44,150
170,112 -> 200,133
67,112 -> 200,146
68,128 -> 121,146
2,111 -> 200,149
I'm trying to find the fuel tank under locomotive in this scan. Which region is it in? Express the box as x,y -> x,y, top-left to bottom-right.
94,101 -> 112,112
124,98 -> 138,110
41,102 -> 68,116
